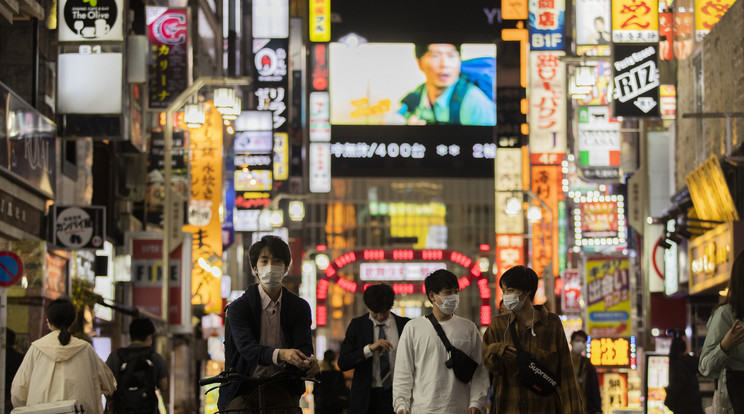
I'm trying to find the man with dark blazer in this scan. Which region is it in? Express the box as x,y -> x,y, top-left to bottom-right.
218,236 -> 320,412
338,283 -> 410,414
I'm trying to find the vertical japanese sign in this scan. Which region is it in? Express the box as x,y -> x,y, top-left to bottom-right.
308,0 -> 330,42
254,39 -> 289,132
309,143 -> 331,193
530,165 -> 561,278
182,102 -> 223,314
561,268 -> 582,313
495,148 -> 524,234
659,9 -> 673,60
310,44 -> 331,142
147,131 -> 188,227
585,256 -> 631,336
577,106 -> 621,180
695,0 -> 736,40
612,44 -> 660,117
611,0 -> 659,42
147,7 -> 189,109
495,234 -> 525,278
529,51 -> 566,163
529,0 -> 565,50
660,84 -> 676,119
576,0 -> 612,45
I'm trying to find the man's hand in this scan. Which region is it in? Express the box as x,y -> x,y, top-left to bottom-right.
304,355 -> 320,378
721,320 -> 744,353
279,348 -> 311,368
370,339 -> 393,353
502,345 -> 517,361
469,408 -> 481,414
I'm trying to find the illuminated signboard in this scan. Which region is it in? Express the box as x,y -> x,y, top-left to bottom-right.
574,193 -> 627,246
359,262 -> 446,281
688,221 -> 744,294
146,7 -> 188,109
577,106 -> 621,181
588,336 -> 635,367
695,0 -> 736,40
326,0 -> 525,178
585,257 -> 631,336
528,0 -> 565,50
529,50 -> 567,163
611,0 -> 659,43
612,44 -> 660,118
576,0 -> 611,46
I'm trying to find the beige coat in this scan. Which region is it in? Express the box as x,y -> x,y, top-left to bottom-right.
11,331 -> 116,414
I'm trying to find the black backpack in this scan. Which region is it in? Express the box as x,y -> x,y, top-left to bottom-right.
112,347 -> 159,414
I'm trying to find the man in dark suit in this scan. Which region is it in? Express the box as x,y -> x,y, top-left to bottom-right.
339,283 -> 410,414
217,236 -> 319,412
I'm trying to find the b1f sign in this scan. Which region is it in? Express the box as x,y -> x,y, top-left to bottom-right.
529,0 -> 565,50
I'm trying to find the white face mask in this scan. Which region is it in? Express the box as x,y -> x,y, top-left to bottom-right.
503,293 -> 526,312
257,265 -> 285,290
435,294 -> 459,315
571,341 -> 585,355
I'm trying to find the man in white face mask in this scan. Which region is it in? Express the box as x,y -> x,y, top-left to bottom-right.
570,330 -> 602,414
219,236 -> 319,413
482,265 -> 583,414
393,270 -> 489,414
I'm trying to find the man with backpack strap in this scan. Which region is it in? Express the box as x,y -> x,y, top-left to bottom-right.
398,43 -> 496,126
106,318 -> 168,414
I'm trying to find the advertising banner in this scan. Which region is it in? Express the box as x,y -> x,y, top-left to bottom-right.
695,0 -> 736,40
585,256 -> 631,336
529,0 -> 565,50
254,39 -> 289,132
578,106 -> 620,167
182,103 -> 223,314
645,355 -> 671,414
308,0 -> 330,42
309,143 -> 331,193
611,0 -> 659,42
53,206 -> 106,250
579,200 -> 621,239
531,165 -> 561,278
130,234 -> 191,327
561,268 -> 582,313
529,51 -> 566,162
576,0 -> 611,45
147,7 -> 189,109
58,0 -> 123,41
612,44 -> 660,117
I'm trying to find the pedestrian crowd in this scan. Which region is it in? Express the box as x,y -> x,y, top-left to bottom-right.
5,236 -> 744,414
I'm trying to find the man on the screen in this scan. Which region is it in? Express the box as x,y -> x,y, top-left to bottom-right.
397,43 -> 496,126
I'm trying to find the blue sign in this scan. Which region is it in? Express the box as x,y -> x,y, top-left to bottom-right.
529,0 -> 566,50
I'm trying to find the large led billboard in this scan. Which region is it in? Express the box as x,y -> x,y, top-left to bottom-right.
326,0 -> 522,178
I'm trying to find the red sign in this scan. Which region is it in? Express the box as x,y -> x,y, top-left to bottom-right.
131,238 -> 186,325
561,269 -> 582,313
0,251 -> 24,287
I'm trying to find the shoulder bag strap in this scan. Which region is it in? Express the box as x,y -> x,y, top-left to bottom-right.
508,318 -> 524,352
426,314 -> 453,351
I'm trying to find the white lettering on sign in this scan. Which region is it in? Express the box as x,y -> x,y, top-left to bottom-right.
359,262 -> 446,281
613,60 -> 659,103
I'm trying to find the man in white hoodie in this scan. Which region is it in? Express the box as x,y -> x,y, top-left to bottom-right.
11,298 -> 116,414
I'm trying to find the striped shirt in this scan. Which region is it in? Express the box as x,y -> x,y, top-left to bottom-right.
482,305 -> 584,414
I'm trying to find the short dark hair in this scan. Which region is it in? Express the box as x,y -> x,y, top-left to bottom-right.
363,283 -> 395,312
323,349 -> 337,363
130,318 -> 156,342
500,266 -> 539,301
571,330 -> 588,342
424,269 -> 459,303
414,43 -> 462,60
248,236 -> 292,271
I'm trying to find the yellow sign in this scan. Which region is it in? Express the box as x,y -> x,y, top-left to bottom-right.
184,102 -> 223,314
309,0 -> 331,42
611,0 -> 659,42
695,0 -> 736,37
686,155 -> 739,222
585,257 -> 631,336
589,337 -> 630,366
688,222 -> 743,294
502,0 -> 529,20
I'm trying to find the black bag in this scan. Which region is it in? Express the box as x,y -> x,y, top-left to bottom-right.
111,347 -> 159,414
508,320 -> 560,396
426,314 -> 479,383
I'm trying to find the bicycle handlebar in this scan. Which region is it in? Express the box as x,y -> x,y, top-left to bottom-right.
199,371 -> 319,387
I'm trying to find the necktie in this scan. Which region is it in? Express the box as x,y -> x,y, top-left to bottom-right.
377,324 -> 392,389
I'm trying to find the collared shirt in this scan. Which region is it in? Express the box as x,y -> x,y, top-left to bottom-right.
252,286 -> 285,377
362,315 -> 399,388
482,305 -> 583,414
699,303 -> 744,377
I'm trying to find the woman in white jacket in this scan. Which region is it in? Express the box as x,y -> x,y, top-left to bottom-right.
699,249 -> 744,414
11,298 -> 116,414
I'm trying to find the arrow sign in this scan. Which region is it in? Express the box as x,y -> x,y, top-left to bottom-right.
0,252 -> 24,287
634,97 -> 657,113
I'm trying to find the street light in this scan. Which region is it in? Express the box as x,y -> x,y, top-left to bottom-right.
161,76 -> 250,414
